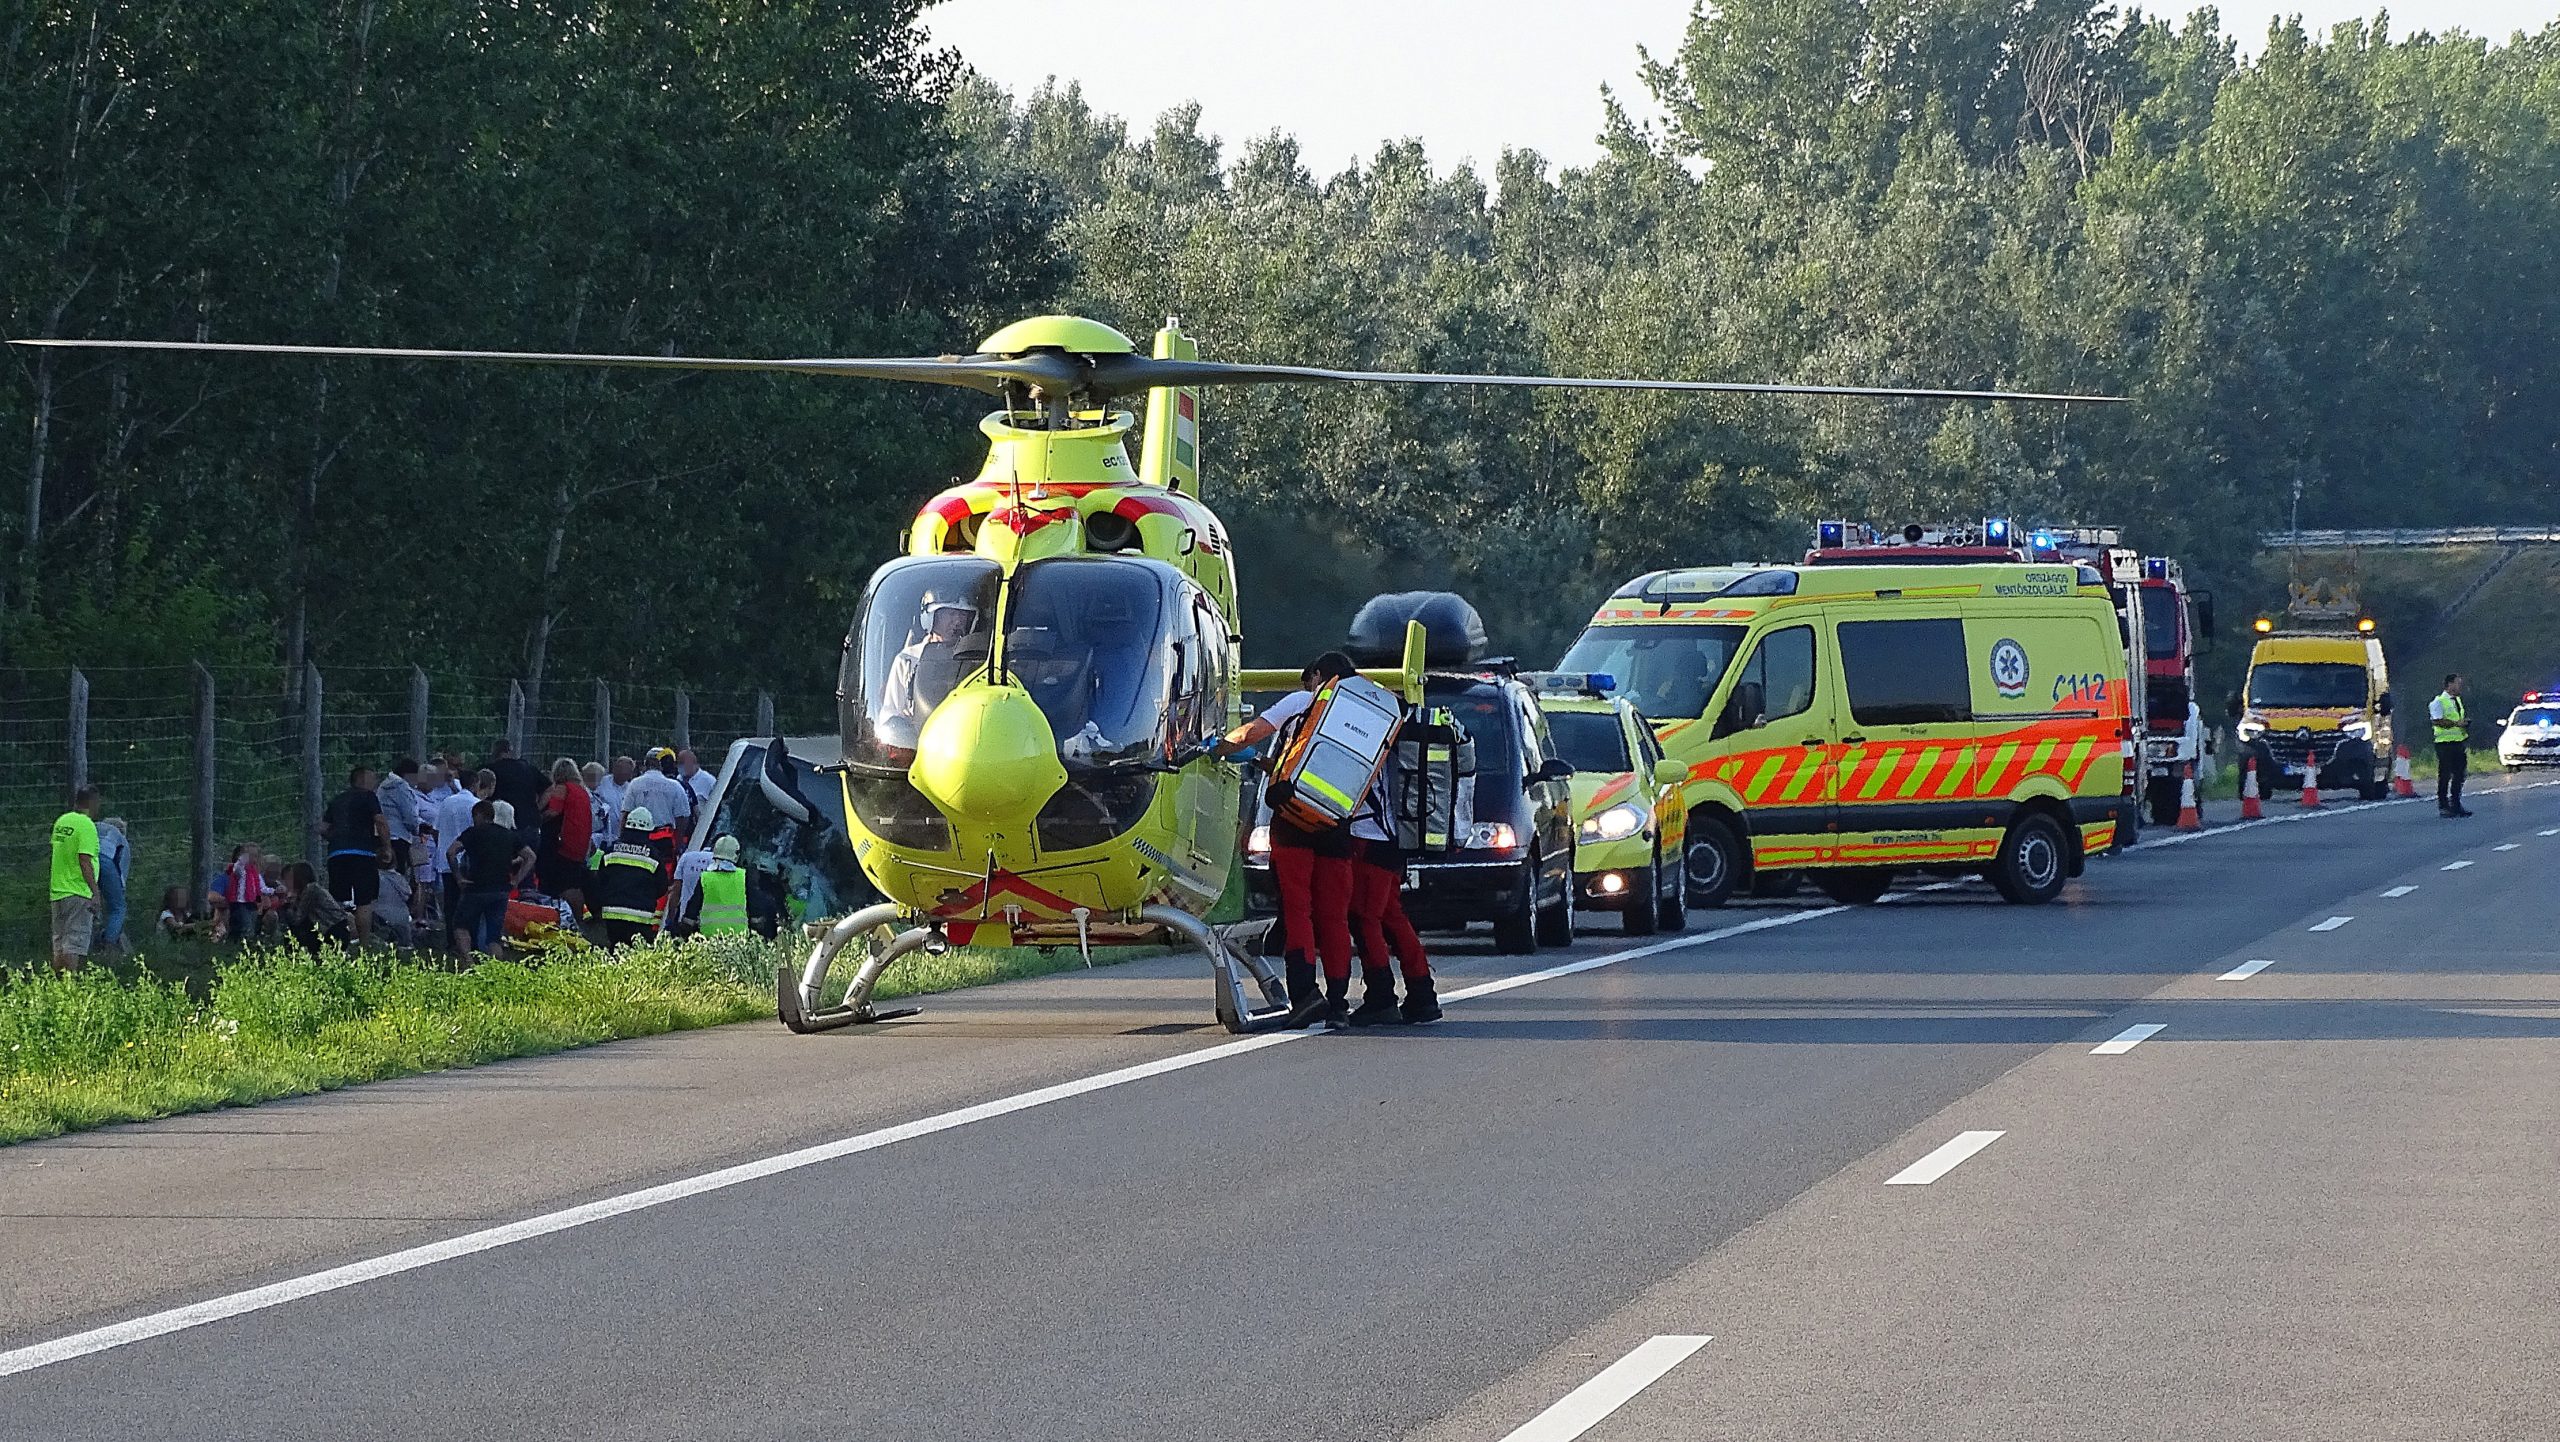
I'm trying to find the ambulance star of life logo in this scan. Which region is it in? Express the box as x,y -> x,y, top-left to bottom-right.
1990,637 -> 2030,699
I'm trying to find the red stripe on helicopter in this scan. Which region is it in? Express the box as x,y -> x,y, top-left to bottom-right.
930,869 -> 1084,920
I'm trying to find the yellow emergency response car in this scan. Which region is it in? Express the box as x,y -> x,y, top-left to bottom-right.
2233,622 -> 2392,798
1556,562 -> 2135,907
1531,676 -> 1690,934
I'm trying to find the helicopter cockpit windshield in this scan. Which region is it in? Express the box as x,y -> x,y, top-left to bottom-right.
1006,557 -> 1179,772
842,556 -> 1002,764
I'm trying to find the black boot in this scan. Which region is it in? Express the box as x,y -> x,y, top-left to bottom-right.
1319,976 -> 1353,1031
1400,973 -> 1441,1025
1348,969 -> 1403,1027
1282,953 -> 1329,1030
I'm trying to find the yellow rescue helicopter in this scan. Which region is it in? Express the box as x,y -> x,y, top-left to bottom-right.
15,318 -> 2118,1032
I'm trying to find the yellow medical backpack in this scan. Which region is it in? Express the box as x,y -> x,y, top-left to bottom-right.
1268,675 -> 1405,832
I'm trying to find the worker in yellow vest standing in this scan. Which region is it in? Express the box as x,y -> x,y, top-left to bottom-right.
50,784 -> 103,973
680,836 -> 752,937
2430,673 -> 2472,818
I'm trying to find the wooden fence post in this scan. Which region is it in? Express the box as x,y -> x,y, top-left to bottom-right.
192,664 -> 215,900
302,663 -> 324,865
66,667 -> 88,801
408,665 -> 430,763
754,690 -> 775,737
506,680 -> 527,756
594,678 -> 612,762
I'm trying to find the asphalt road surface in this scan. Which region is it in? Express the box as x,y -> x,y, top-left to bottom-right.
4,782 -> 2556,1440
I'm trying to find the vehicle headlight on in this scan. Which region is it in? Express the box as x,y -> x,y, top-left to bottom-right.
2340,719 -> 2371,739
2236,712 -> 2267,740
1246,824 -> 1271,856
1465,821 -> 1519,851
1578,802 -> 1648,844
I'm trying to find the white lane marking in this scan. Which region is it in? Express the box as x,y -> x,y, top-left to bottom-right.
2126,777 -> 2560,851
2494,843 -> 2520,852
2309,916 -> 2354,932
2441,860 -> 2474,870
1500,1334 -> 1713,1442
2541,828 -> 2559,837
1886,1130 -> 2005,1185
2092,1023 -> 2165,1055
0,909 -> 1840,1380
2381,885 -> 2417,898
2220,958 -> 2276,980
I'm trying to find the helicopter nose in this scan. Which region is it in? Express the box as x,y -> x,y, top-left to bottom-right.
910,683 -> 1068,826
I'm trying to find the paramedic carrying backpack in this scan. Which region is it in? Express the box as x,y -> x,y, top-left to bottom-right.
1265,674 -> 1406,832
1384,705 -> 1476,854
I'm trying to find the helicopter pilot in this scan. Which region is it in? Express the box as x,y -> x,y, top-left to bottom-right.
879,598 -> 990,741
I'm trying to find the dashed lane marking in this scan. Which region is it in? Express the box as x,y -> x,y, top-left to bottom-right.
1499,1335 -> 1714,1442
2220,958 -> 2276,980
2308,916 -> 2354,932
2382,885 -> 2417,898
2442,860 -> 2475,871
2092,1023 -> 2165,1055
2541,828 -> 2559,837
2494,843 -> 2520,852
1886,1130 -> 2005,1185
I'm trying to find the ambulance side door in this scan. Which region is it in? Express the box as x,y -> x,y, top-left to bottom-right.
1705,616 -> 1835,865
1829,607 -> 1975,858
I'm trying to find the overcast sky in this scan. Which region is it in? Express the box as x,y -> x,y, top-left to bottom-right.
925,1 -> 2557,174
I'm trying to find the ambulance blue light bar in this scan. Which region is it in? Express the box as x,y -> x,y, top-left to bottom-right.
1984,517 -> 2012,545
1530,672 -> 1617,696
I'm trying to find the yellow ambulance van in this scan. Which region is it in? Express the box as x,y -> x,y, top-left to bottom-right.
1556,562 -> 2135,907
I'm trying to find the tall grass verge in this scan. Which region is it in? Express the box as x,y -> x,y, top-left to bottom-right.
1,933 -> 1151,1145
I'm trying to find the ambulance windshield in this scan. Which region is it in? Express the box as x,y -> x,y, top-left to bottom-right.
1006,557 -> 1179,771
1556,624 -> 1747,720
1545,711 -> 1630,774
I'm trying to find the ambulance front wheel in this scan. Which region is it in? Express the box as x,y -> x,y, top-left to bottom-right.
1684,815 -> 1744,909
1990,811 -> 2070,905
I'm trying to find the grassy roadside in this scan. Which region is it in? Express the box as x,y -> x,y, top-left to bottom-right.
0,933 -> 1152,1146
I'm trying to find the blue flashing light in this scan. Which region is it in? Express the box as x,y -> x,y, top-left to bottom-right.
1817,520 -> 1847,548
2033,531 -> 2055,549
1591,673 -> 1617,693
1984,517 -> 2011,545
2145,556 -> 2168,580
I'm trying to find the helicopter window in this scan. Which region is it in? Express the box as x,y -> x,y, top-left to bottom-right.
1177,593 -> 1233,744
1556,623 -> 1748,721
842,557 -> 1002,767
1006,557 -> 1182,771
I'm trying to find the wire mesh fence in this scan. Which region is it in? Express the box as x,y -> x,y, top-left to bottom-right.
0,664 -> 831,957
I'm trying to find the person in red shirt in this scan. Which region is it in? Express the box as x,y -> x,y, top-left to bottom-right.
537,758 -> 594,917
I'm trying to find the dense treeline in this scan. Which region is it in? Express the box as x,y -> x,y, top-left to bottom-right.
7,1 -> 2557,682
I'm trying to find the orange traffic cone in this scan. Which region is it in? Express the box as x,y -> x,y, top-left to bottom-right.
2176,763 -> 2203,830
2300,764 -> 2321,808
2240,754 -> 2264,819
2391,744 -> 2418,798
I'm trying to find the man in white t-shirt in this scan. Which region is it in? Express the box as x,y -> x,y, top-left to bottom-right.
622,749 -> 692,844
677,748 -> 717,812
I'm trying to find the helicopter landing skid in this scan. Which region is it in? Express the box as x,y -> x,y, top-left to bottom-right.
778,903 -> 932,1034
1138,905 -> 1293,1034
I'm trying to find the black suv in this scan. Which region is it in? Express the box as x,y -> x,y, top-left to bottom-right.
1245,669 -> 1578,953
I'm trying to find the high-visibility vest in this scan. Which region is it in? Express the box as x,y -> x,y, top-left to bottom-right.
596,846 -> 666,927
696,863 -> 748,935
2432,692 -> 2467,745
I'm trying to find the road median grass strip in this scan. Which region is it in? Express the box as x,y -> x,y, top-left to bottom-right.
1,933 -> 1153,1145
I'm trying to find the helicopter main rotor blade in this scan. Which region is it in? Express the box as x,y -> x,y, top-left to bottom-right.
6,338 -> 1091,396
1086,354 -> 2125,404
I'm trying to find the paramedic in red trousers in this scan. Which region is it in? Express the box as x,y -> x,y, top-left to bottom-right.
1347,768 -> 1439,1025
1213,652 -> 1361,1030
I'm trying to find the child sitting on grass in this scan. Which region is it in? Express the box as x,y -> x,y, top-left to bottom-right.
158,885 -> 215,940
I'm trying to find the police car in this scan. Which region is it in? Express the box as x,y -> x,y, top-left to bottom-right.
2498,692 -> 2560,771
1531,674 -> 1688,934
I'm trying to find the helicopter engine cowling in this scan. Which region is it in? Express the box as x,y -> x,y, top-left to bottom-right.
909,681 -> 1070,827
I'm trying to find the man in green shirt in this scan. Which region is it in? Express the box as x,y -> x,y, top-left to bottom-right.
50,784 -> 103,972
